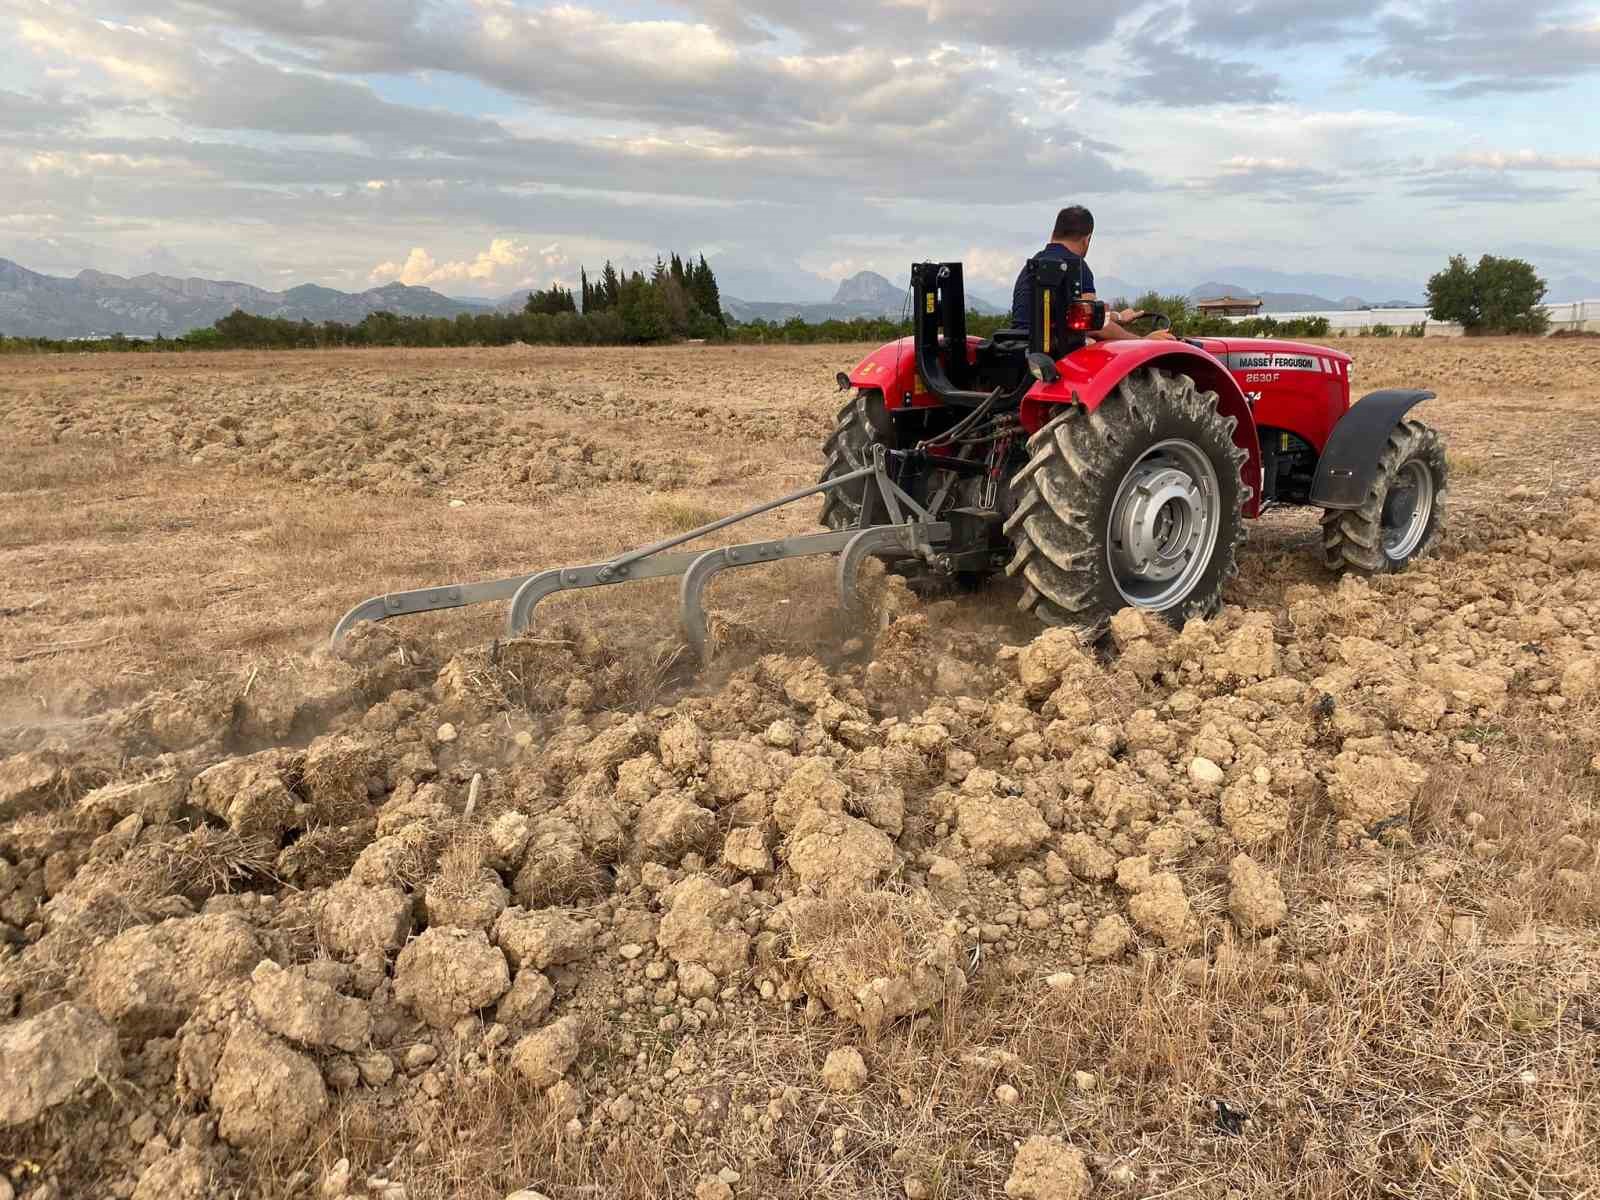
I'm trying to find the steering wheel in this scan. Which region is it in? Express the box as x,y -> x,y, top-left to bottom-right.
1122,310 -> 1173,332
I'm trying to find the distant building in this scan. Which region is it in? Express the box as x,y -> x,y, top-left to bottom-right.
1195,295 -> 1263,317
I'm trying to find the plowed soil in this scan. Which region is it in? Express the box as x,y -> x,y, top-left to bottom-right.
1,338 -> 1597,1200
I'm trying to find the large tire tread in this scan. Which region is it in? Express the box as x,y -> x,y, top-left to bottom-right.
818,390 -> 884,531
1004,368 -> 1248,628
1320,418 -> 1447,575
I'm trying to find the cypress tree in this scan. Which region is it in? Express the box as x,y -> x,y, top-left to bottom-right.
693,254 -> 723,327
600,261 -> 620,311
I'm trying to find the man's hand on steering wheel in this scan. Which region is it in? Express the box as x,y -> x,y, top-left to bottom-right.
1119,311 -> 1176,339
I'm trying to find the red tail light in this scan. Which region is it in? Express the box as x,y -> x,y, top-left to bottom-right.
1066,300 -> 1103,332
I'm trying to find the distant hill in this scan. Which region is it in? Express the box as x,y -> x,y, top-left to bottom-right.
720,297 -> 854,324
0,258 -> 487,338
724,269 -> 1003,324
832,270 -> 906,313
1189,281 -> 1342,312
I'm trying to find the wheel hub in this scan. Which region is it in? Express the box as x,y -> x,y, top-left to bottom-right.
1109,465 -> 1204,583
1106,439 -> 1221,610
1380,459 -> 1434,559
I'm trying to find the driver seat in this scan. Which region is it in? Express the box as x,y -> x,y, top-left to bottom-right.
980,327 -> 1030,351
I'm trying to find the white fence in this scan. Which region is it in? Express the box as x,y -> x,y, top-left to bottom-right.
1224,299 -> 1599,337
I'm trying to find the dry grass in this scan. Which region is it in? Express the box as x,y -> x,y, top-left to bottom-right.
647,496 -> 725,533
298,741 -> 380,827
1413,704 -> 1600,927
458,626 -> 693,718
257,1067 -> 677,1200
781,890 -> 954,995
429,828 -> 488,896
142,826 -> 280,900
725,923 -> 1600,1199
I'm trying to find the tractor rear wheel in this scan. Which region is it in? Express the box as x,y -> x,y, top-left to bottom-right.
1320,419 -> 1446,574
819,390 -> 892,531
1004,367 -> 1247,628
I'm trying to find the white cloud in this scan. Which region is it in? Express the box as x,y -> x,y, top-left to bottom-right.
2,0 -> 1596,297
18,13 -> 192,95
25,149 -> 187,177
370,237 -> 531,286
1449,150 -> 1600,172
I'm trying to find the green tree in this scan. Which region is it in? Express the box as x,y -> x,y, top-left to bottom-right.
658,273 -> 691,335
690,254 -> 724,329
525,284 -> 577,315
1474,255 -> 1549,334
617,273 -> 669,342
1426,256 -> 1475,327
1427,254 -> 1548,334
599,261 -> 620,311
1129,290 -> 1194,333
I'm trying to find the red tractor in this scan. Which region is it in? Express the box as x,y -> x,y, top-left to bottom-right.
331,259 -> 1446,656
820,259 -> 1447,626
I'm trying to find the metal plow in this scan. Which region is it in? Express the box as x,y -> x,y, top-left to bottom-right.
330,449 -> 952,663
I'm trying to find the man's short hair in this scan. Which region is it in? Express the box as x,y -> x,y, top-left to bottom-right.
1052,206 -> 1094,241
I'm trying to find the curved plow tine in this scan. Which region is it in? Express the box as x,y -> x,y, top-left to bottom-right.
330,577 -> 531,650
837,524 -> 947,614
505,549 -> 711,638
678,530 -> 862,664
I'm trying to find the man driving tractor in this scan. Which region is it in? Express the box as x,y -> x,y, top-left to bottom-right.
1010,205 -> 1175,341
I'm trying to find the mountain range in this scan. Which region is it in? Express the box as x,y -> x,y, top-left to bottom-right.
2,257 -> 1595,339
0,258 -> 980,337
721,270 -> 1006,324
0,258 -> 517,339
1185,282 -> 1423,312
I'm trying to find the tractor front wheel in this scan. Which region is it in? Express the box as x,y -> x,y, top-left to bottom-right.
1320,419 -> 1446,574
1004,367 -> 1247,629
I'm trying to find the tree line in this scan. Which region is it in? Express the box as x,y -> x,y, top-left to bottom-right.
1110,292 -> 1332,339
0,253 -> 1557,354
520,252 -> 727,342
1116,253 -> 1552,339
0,250 -> 730,353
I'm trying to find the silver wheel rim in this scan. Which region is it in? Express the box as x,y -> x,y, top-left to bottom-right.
1106,438 -> 1221,610
1381,459 -> 1434,559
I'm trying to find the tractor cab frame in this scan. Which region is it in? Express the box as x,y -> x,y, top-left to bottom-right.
909,259 -> 1105,409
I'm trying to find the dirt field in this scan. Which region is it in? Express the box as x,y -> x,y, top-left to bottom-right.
1,339 -> 1598,1200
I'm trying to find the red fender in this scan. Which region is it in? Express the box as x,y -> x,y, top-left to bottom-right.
846,336 -> 917,398
1020,341 -> 1264,517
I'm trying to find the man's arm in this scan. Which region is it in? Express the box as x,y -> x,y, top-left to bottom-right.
1084,294 -> 1140,323
1089,317 -> 1142,342
1083,294 -> 1174,341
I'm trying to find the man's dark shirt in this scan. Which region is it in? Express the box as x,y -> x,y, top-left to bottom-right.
1010,242 -> 1094,329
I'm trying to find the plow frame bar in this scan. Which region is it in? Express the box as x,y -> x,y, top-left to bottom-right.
330,450 -> 950,662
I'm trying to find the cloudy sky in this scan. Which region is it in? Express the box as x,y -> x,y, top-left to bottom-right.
4,0 -> 1599,302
